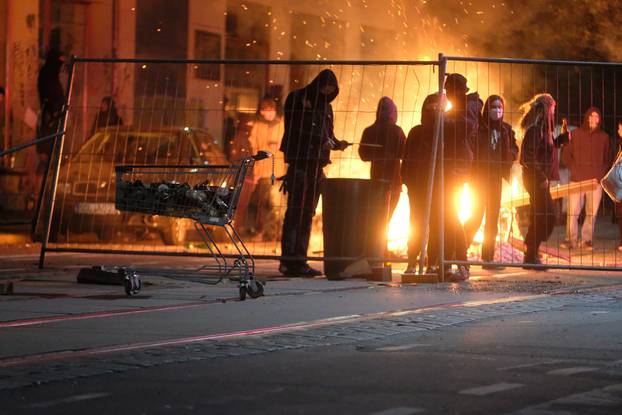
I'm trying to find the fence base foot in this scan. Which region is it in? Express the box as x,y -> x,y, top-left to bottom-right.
365,265 -> 392,282
397,272 -> 439,284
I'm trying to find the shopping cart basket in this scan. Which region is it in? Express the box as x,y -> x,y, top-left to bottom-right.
114,151 -> 272,300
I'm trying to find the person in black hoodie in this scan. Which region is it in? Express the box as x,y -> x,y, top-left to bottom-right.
37,48 -> 65,165
91,96 -> 123,135
279,69 -> 348,277
464,95 -> 518,269
402,93 -> 440,271
519,93 -> 569,269
359,96 -> 406,217
427,74 -> 481,281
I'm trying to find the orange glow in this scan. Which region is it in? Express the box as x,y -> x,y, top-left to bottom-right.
458,182 -> 473,225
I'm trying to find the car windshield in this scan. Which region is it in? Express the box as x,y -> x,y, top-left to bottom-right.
78,131 -> 198,164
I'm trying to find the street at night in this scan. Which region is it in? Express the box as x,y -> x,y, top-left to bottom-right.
3,1 -> 622,413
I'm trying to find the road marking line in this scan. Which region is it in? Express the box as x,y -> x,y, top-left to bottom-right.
460,382 -> 523,396
547,366 -> 598,376
514,383 -> 622,413
369,407 -> 425,415
26,392 -> 109,408
0,268 -> 26,273
0,294 -> 543,368
376,344 -> 431,352
498,360 -> 561,371
0,301 -> 211,328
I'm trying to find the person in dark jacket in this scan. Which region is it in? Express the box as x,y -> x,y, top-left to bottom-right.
615,120 -> 622,252
519,93 -> 569,269
359,96 -> 406,216
464,95 -> 518,268
561,107 -> 609,250
427,73 -> 481,281
402,93 -> 439,271
278,69 -> 348,277
37,48 -> 65,163
91,96 -> 123,134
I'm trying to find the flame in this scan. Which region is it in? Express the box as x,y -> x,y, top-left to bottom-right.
220,181 -> 227,188
387,186 -> 410,255
457,182 -> 473,225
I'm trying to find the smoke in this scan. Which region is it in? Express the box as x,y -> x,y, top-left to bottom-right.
414,0 -> 622,62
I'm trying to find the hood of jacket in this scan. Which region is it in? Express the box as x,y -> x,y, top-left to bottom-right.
304,69 -> 339,105
376,96 -> 398,124
581,106 -> 602,131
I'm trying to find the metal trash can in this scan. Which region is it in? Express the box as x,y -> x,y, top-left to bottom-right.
322,178 -> 390,279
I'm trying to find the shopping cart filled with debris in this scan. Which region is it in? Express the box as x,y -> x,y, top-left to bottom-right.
113,151 -> 272,300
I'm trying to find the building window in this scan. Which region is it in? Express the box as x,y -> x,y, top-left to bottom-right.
224,0 -> 270,89
194,31 -> 221,81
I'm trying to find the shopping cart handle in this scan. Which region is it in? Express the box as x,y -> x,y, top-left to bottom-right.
252,150 -> 272,161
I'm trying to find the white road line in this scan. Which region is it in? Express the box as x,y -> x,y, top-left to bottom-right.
369,407 -> 425,415
491,272 -> 529,278
512,383 -> 622,414
498,360 -> 561,372
547,366 -> 598,376
376,344 -> 431,352
460,382 -> 523,396
0,268 -> 26,273
26,392 -> 109,408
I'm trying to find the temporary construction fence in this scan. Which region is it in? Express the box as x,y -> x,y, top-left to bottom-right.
33,55 -> 622,277
37,57 -> 441,269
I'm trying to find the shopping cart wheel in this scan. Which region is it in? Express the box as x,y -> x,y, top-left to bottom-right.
246,280 -> 264,299
122,269 -> 141,296
239,286 -> 247,301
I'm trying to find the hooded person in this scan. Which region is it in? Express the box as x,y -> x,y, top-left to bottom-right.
426,74 -> 481,281
278,69 -> 349,277
561,106 -> 609,250
401,93 -> 440,271
91,96 -> 123,134
37,48 -> 65,159
463,95 -> 518,268
520,93 -> 569,269
359,96 -> 406,216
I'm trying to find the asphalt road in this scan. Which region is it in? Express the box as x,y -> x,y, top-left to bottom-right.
2,284 -> 622,414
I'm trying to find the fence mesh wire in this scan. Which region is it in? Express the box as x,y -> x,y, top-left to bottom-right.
39,57 -> 622,271
44,59 -> 438,261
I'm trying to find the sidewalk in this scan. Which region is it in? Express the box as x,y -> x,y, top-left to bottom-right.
1,249 -> 622,371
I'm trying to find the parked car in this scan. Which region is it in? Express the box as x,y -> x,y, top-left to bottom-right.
52,126 -> 228,244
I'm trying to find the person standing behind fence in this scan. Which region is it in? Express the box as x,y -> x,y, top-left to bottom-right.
0,87 -> 4,152
278,69 -> 349,277
37,48 -> 65,172
246,96 -> 285,241
91,96 -> 123,135
464,95 -> 518,269
519,93 -> 569,269
561,107 -> 609,251
427,74 -> 480,281
402,93 -> 439,272
614,120 -> 622,252
359,96 -> 406,217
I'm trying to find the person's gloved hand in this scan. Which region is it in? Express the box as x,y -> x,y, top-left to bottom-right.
336,139 -> 350,151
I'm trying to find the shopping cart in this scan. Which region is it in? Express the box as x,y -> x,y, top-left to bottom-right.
114,151 -> 272,300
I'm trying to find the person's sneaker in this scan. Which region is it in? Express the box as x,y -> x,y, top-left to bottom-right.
279,264 -> 322,277
403,267 -> 418,275
522,255 -> 548,271
482,261 -> 505,270
447,265 -> 470,282
580,240 -> 594,251
560,240 -> 576,249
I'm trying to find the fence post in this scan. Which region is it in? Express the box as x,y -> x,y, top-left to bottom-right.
417,53 -> 446,278
38,56 -> 77,269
